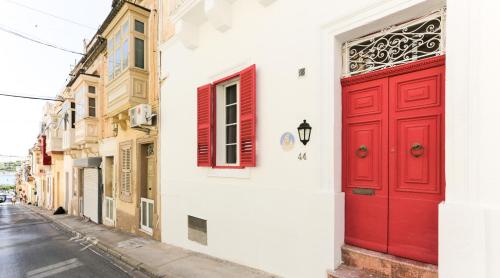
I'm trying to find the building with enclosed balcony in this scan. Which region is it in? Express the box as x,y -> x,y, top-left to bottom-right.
66,32 -> 106,223
99,0 -> 161,240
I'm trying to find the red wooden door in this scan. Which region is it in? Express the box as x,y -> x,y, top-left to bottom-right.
387,65 -> 445,264
342,57 -> 445,265
342,78 -> 389,253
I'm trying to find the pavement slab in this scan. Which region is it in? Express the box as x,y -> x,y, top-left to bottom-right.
27,205 -> 277,278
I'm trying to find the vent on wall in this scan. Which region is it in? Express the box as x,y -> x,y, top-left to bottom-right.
188,215 -> 207,245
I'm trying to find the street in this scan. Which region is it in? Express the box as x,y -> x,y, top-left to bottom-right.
0,204 -> 140,278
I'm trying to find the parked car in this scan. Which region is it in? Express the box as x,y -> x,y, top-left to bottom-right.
0,195 -> 6,203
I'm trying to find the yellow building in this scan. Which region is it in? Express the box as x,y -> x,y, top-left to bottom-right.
47,0 -> 163,240
100,0 -> 161,240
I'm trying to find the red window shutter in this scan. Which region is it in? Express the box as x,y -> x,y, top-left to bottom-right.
239,65 -> 256,167
197,84 -> 213,167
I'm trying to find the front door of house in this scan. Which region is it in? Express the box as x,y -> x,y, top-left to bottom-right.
342,59 -> 445,264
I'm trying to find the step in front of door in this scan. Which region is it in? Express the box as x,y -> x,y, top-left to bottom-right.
328,265 -> 385,278
330,245 -> 438,278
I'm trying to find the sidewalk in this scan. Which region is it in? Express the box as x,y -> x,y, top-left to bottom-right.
27,205 -> 276,278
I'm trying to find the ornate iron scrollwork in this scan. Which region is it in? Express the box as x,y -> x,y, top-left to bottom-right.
343,9 -> 445,77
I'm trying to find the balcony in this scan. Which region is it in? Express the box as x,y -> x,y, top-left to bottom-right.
46,128 -> 63,154
106,68 -> 149,117
74,118 -> 99,146
39,136 -> 51,165
103,2 -> 151,118
62,128 -> 75,151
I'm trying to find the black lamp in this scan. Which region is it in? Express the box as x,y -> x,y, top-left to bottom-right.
297,120 -> 312,146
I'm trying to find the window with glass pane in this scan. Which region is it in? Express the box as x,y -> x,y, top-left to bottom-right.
107,54 -> 114,80
225,84 -> 237,164
148,202 -> 153,228
88,86 -> 96,94
122,21 -> 129,36
75,87 -> 86,121
115,45 -> 121,75
142,202 -> 147,226
71,110 -> 75,128
123,39 -> 129,68
88,97 -> 96,117
134,38 -> 144,68
107,37 -> 114,80
135,20 -> 144,33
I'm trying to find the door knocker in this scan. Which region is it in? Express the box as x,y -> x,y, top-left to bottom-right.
410,143 -> 424,157
355,145 -> 368,158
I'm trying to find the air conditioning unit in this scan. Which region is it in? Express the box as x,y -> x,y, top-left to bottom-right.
129,104 -> 152,128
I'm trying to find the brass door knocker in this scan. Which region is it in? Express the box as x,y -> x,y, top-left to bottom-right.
410,143 -> 424,157
355,145 -> 368,158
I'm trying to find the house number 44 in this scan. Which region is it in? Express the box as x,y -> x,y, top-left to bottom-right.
298,152 -> 307,160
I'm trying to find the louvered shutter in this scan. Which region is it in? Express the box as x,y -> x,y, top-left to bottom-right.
121,145 -> 131,194
197,84 -> 213,166
238,65 -> 256,167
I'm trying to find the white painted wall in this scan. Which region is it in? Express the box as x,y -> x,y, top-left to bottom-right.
160,0 -> 500,277
439,0 -> 500,277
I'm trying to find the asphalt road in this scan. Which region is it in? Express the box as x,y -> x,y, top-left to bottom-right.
0,204 -> 145,278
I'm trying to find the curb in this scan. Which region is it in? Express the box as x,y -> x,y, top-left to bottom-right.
27,206 -> 162,278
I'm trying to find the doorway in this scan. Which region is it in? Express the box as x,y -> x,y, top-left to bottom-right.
139,142 -> 155,235
104,156 -> 115,225
342,57 -> 445,264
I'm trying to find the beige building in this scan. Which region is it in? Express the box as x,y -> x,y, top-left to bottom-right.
100,0 -> 161,240
36,0 -> 164,240
25,0 -> 163,243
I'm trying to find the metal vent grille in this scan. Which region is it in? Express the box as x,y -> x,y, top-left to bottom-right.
342,8 -> 446,77
188,215 -> 207,245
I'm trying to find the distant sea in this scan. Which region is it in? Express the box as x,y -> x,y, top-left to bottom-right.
0,172 -> 16,185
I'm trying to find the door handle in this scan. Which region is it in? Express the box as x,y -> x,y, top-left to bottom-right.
355,145 -> 368,158
410,143 -> 424,157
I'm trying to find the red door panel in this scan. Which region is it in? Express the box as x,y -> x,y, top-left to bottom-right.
342,59 -> 445,265
388,65 -> 445,264
395,116 -> 441,193
343,78 -> 388,253
347,121 -> 382,189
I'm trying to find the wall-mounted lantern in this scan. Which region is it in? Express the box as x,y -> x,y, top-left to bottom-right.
297,120 -> 312,146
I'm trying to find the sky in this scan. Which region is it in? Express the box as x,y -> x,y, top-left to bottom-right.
0,0 -> 111,162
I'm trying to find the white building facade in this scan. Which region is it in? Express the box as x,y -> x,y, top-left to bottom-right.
159,0 -> 500,277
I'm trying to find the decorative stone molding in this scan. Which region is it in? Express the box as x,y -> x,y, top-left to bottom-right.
205,0 -> 232,32
171,0 -> 274,49
258,0 -> 276,7
176,20 -> 200,49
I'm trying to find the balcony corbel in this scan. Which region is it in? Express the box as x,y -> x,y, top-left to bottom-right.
205,0 -> 234,32
117,111 -> 129,130
176,20 -> 200,50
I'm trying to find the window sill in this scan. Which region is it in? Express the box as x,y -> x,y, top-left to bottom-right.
207,167 -> 250,179
212,165 -> 244,169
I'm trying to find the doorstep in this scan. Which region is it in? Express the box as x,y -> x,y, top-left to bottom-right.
27,205 -> 276,278
329,245 -> 438,278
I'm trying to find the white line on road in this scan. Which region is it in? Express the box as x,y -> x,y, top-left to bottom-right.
26,258 -> 83,278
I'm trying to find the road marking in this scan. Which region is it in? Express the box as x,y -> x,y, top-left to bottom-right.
26,258 -> 83,278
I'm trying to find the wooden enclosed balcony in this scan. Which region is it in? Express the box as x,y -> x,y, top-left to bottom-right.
45,133 -> 62,154
62,129 -> 75,150
106,68 -> 149,117
103,1 -> 151,118
74,118 -> 99,145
